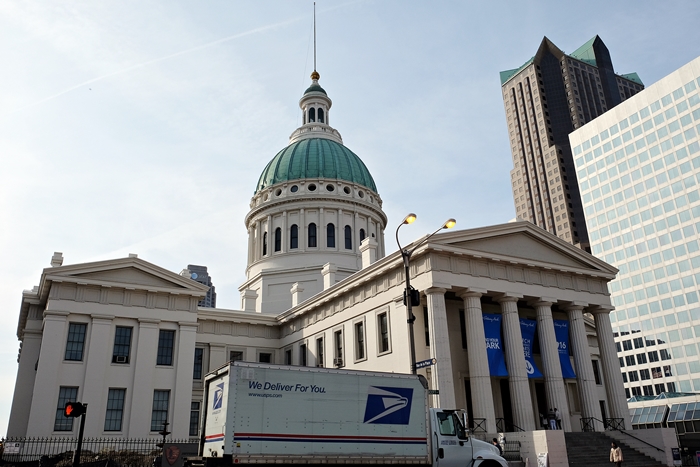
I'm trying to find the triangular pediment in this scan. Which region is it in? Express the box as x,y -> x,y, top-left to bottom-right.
73,268 -> 183,288
429,221 -> 616,276
43,256 -> 210,295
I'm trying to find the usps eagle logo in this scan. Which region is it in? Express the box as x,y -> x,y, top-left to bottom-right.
363,386 -> 413,424
213,382 -> 224,410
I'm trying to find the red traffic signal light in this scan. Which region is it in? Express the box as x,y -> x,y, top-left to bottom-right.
64,401 -> 86,417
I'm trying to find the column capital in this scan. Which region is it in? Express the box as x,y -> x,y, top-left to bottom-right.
494,293 -> 522,304
587,304 -> 615,314
563,301 -> 588,312
458,288 -> 487,299
529,300 -> 554,308
425,287 -> 447,295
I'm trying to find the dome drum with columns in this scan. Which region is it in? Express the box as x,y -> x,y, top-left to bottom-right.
240,72 -> 387,314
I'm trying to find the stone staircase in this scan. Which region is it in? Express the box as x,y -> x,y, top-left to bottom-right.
564,432 -> 666,467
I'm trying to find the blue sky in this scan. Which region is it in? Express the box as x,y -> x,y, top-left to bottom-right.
1,0 -> 699,434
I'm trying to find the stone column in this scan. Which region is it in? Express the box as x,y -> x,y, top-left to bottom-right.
459,290 -> 496,433
532,300 -> 572,432
128,318 -> 160,437
497,295 -> 536,431
7,328 -> 43,437
300,208 -> 306,252
566,304 -> 602,427
82,314 -> 115,435
425,288 -> 456,409
171,322 -> 198,438
591,307 -> 631,428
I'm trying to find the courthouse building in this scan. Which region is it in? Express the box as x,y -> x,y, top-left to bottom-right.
8,71 -> 628,439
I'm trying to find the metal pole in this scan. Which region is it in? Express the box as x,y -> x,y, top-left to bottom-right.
73,404 -> 87,467
404,254 -> 417,375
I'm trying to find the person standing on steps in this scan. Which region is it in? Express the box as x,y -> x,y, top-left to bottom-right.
555,407 -> 562,430
547,408 -> 556,430
610,441 -> 623,467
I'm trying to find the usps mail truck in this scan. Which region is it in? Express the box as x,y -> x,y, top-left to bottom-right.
193,361 -> 506,467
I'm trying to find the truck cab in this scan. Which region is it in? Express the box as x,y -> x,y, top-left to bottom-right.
429,409 -> 507,467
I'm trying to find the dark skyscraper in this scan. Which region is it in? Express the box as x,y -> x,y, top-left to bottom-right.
187,264 -> 216,308
500,36 -> 644,250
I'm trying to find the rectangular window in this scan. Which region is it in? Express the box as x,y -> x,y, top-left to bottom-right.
625,355 -> 636,366
622,340 -> 632,351
54,386 -> 78,431
258,352 -> 272,363
285,349 -> 292,365
299,343 -> 307,366
628,371 -> 639,382
660,349 -> 672,360
378,312 -> 390,354
648,351 -> 659,362
157,330 -> 175,366
633,337 -> 644,349
592,360 -> 602,385
151,390 -> 170,431
193,348 -> 204,380
423,307 -> 430,346
334,329 -> 344,367
189,402 -> 200,437
112,326 -> 132,364
104,388 -> 126,431
355,321 -> 365,360
230,350 -> 243,362
316,337 -> 324,367
636,353 -> 648,364
65,323 -> 87,361
640,369 -> 651,380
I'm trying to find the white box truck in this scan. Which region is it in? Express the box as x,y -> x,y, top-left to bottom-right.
192,361 -> 506,467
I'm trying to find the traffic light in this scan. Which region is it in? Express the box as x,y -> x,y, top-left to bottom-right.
64,401 -> 86,417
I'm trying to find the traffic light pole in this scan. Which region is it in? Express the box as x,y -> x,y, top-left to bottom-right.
73,404 -> 87,467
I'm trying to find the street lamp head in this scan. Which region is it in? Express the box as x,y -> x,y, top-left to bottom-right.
443,218 -> 456,229
402,213 -> 417,225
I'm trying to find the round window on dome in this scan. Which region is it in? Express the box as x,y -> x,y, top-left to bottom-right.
275,189 -> 282,196
343,187 -> 351,194
358,191 -> 364,198
291,185 -> 299,193
308,184 -> 317,191
370,196 -> 374,203
326,185 -> 335,192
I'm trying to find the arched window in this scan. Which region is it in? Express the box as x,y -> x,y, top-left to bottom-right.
308,223 -> 317,247
290,225 -> 299,249
262,232 -> 268,256
274,227 -> 282,252
309,108 -> 316,123
359,229 -> 366,242
344,225 -> 352,250
318,108 -> 325,123
327,223 -> 335,248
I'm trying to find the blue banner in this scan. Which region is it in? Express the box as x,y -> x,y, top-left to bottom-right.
553,319 -> 576,379
483,314 -> 508,377
519,318 -> 542,378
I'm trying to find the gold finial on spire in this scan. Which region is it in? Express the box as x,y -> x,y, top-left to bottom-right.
311,70 -> 320,80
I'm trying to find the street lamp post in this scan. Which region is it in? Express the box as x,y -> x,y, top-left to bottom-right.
396,214 -> 456,374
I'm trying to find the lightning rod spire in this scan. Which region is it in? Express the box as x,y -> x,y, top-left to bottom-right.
313,2 -> 317,72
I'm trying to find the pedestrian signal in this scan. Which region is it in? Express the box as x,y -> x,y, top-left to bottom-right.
64,401 -> 85,417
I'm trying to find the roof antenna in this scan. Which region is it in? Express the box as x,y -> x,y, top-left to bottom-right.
313,2 -> 317,72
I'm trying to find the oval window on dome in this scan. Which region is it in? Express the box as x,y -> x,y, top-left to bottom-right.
358,190 -> 364,198
263,193 -> 269,201
291,185 -> 299,193
343,187 -> 351,194
275,189 -> 282,196
326,185 -> 335,192
308,184 -> 317,191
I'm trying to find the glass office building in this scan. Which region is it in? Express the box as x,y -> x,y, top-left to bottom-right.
569,56 -> 700,398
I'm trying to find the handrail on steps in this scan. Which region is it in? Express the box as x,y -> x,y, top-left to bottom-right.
587,416 -> 664,453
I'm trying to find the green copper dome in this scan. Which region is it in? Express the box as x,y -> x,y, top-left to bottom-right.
255,138 -> 377,193
304,83 -> 327,95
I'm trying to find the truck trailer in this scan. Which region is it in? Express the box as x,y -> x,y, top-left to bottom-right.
193,361 -> 507,467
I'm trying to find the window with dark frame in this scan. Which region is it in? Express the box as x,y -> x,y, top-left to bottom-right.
54,386 -> 78,431
285,349 -> 292,365
263,232 -> 268,256
112,326 -> 132,364
290,224 -> 299,249
189,402 -> 200,436
151,390 -> 170,431
458,309 -> 467,349
193,348 -> 204,380
378,312 -> 389,353
157,330 -> 175,366
359,229 -> 366,242
334,330 -> 344,366
274,228 -> 282,252
591,360 -> 602,384
424,307 -> 430,346
355,321 -> 365,360
104,388 -> 126,431
327,223 -> 335,248
344,225 -> 352,250
65,323 -> 87,361
317,337 -> 324,367
230,351 -> 243,362
259,352 -> 272,363
299,343 -> 307,366
308,223 -> 317,247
